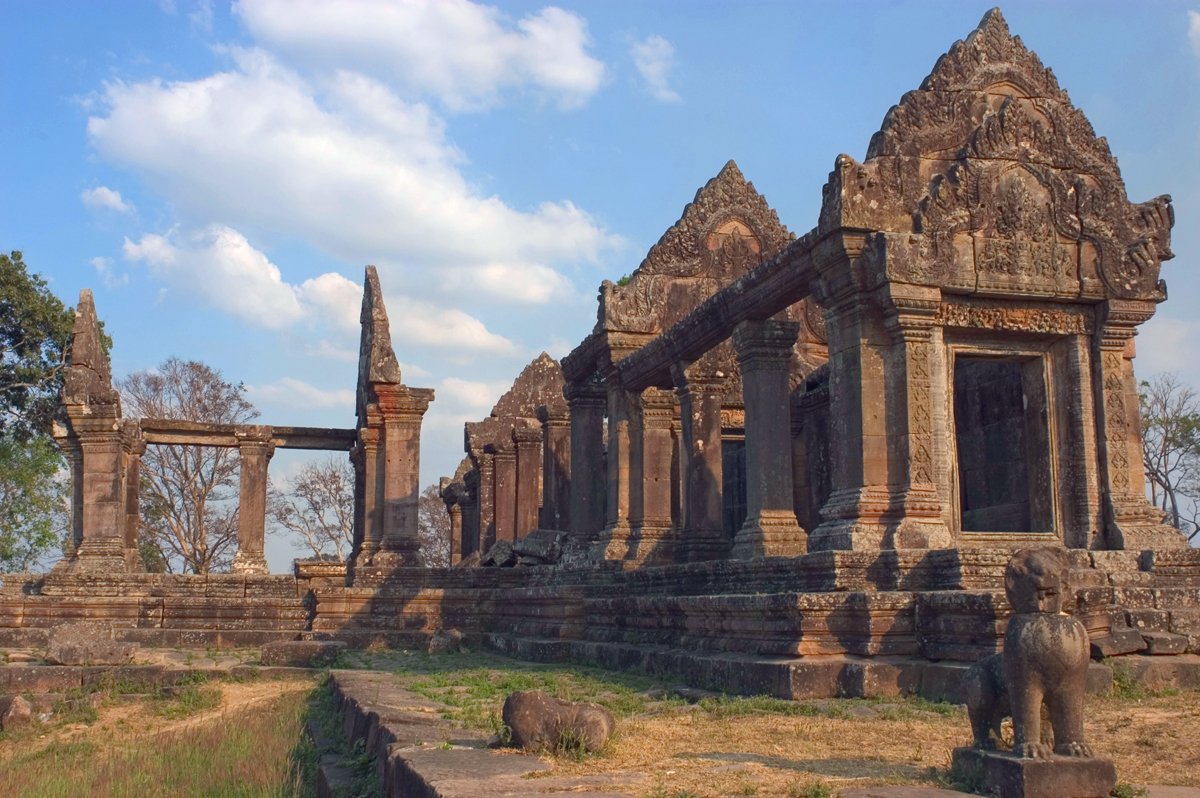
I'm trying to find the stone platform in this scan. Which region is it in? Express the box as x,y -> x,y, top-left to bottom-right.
951,747 -> 1116,798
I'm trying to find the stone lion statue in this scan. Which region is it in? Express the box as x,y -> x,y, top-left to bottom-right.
962,547 -> 1093,758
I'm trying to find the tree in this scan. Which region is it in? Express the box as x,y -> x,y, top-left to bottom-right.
0,251 -> 105,439
269,456 -> 355,561
0,433 -> 68,571
120,358 -> 258,573
417,483 -> 451,567
1140,373 -> 1200,543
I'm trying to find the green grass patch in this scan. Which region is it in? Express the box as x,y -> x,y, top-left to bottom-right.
0,690 -> 320,798
150,685 -> 223,719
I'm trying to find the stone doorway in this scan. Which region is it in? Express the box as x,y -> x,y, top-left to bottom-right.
952,355 -> 1055,534
722,436 -> 747,539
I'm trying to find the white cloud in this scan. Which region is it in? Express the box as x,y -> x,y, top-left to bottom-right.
245,377 -> 355,410
87,51 -> 617,304
232,0 -> 605,111
90,256 -> 129,288
81,186 -> 135,214
629,35 -> 681,103
1189,11 -> 1200,58
121,224 -> 518,354
190,0 -> 213,32
422,375 -> 512,436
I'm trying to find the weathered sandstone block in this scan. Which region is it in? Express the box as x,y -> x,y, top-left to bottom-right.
502,689 -> 615,752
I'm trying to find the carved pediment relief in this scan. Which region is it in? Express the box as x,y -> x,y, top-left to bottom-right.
596,161 -> 794,336
821,8 -> 1173,303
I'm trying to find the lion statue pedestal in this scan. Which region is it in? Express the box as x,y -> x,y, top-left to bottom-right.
951,547 -> 1117,798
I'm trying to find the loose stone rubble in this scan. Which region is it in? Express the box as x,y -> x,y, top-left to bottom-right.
1,11 -> 1199,737
502,689 -> 616,753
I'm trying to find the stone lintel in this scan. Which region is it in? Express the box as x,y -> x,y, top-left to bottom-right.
140,420 -> 357,451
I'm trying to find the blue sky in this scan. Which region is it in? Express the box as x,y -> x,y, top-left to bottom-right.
3,1 -> 1199,570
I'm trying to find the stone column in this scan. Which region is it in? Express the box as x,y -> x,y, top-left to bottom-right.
462,468 -> 481,557
1094,300 -> 1186,549
628,387 -> 678,564
564,378 -> 606,549
51,435 -> 84,569
593,372 -> 636,560
347,445 -> 365,579
231,426 -> 274,574
448,503 -> 463,565
536,405 -> 571,531
350,422 -> 382,571
730,319 -> 806,559
512,425 -> 542,539
488,441 -> 517,544
477,451 -> 496,552
371,385 -> 434,568
121,421 -> 147,572
673,365 -> 726,562
69,417 -> 129,572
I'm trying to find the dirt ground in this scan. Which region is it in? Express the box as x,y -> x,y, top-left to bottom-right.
537,689 -> 1200,796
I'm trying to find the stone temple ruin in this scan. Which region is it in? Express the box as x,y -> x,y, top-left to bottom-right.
3,10 -> 1200,703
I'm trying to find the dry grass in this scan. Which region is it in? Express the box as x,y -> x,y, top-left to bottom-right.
0,680 -> 320,798
530,688 -> 1200,797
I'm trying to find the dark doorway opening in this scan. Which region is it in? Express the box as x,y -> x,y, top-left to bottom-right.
722,437 -> 747,539
953,356 -> 1053,533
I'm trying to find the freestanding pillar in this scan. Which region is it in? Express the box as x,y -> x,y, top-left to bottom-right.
231,426 -> 274,574
371,384 -> 433,568
673,364 -> 726,562
536,405 -> 571,531
512,425 -> 542,539
121,420 -> 147,572
564,378 -> 607,551
730,319 -> 806,558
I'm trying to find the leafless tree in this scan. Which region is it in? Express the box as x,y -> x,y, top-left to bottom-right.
1140,373 -> 1200,543
269,456 -> 355,561
120,357 -> 258,573
417,483 -> 451,567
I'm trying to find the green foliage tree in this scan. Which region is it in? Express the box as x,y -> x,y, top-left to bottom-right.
1140,373 -> 1200,543
0,251 -> 77,439
0,428 -> 68,571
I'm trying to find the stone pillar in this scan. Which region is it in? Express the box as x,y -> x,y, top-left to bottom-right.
536,405 -> 571,531
512,425 -> 542,540
462,468 -> 480,556
121,421 -> 146,572
477,451 -> 496,552
69,417 -> 128,572
489,441 -> 517,544
52,437 -> 84,570
371,385 -> 434,568
730,319 -> 806,559
564,378 -> 606,549
231,426 -> 274,574
593,372 -> 636,560
347,445 -> 365,580
628,387 -> 678,564
673,365 -> 726,562
350,423 -> 382,570
448,503 -> 463,565
1094,300 -> 1186,549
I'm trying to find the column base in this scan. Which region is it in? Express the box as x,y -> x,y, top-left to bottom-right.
69,539 -> 130,573
230,550 -> 269,574
626,522 -> 678,565
1108,501 -> 1189,549
684,528 -> 726,562
730,511 -> 806,559
589,521 -> 631,561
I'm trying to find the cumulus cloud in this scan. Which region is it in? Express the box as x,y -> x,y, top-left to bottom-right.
232,0 -> 605,111
121,224 -> 517,354
1190,11 -> 1200,58
87,51 -> 616,304
629,35 -> 680,103
81,186 -> 135,213
422,375 -> 512,436
245,377 -> 355,410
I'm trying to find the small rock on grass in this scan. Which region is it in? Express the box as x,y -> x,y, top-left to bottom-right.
502,689 -> 615,753
1,695 -> 32,730
428,628 -> 463,655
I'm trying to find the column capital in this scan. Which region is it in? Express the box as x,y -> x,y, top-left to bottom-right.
671,362 -> 727,396
536,404 -> 570,427
640,387 -> 676,429
512,425 -> 542,447
564,376 -> 606,409
374,384 -> 435,419
732,319 -> 801,368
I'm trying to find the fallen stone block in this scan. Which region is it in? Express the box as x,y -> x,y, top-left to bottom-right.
502,689 -> 615,753
44,621 -> 136,666
480,540 -> 517,567
260,640 -> 348,667
1141,631 -> 1190,655
427,627 -> 463,655
1,694 -> 32,731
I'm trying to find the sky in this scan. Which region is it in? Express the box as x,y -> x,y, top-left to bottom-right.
3,1 -> 1199,570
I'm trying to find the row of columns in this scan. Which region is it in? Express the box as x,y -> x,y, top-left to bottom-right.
563,319 -> 806,563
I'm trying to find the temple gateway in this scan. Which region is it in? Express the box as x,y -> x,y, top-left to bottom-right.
4,9 -> 1198,699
